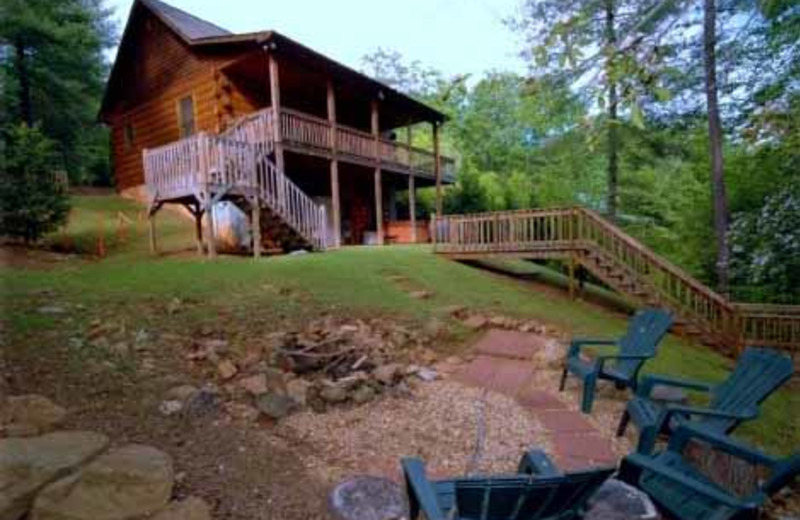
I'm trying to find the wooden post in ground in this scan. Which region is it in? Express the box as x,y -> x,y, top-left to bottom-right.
252,198 -> 262,258
205,202 -> 217,259
433,121 -> 442,216
327,79 -> 341,247
568,255 -> 577,300
194,208 -> 204,255
409,174 -> 417,243
148,212 -> 157,255
371,99 -> 384,245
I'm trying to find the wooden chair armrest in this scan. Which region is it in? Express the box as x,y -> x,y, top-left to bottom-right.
662,404 -> 758,424
568,338 -> 617,357
637,374 -> 715,398
518,449 -> 563,477
624,453 -> 754,509
401,458 -> 446,520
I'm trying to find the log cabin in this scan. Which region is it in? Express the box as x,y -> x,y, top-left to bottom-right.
99,0 -> 455,256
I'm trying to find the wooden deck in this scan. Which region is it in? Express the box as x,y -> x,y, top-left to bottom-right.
143,110 -> 328,253
279,108 -> 455,181
432,208 -> 800,354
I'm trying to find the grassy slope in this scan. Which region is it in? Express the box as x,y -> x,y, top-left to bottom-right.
3,195 -> 797,454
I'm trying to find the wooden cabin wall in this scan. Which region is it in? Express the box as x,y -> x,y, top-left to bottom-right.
106,8 -> 239,191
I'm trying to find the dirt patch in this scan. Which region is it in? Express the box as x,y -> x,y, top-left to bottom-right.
0,244 -> 85,270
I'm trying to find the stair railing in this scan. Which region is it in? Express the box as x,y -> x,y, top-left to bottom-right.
432,208 -> 799,352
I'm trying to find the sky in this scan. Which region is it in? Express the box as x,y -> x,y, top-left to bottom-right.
105,0 -> 527,80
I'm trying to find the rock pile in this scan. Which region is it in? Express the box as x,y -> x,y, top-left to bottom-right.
180,317 -> 444,422
0,394 -> 211,520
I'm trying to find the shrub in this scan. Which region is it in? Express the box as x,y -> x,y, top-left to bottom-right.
0,124 -> 71,243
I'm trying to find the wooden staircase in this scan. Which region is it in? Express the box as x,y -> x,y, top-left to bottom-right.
432,208 -> 800,355
143,110 -> 327,252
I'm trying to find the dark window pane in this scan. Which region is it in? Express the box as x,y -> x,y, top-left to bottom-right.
178,96 -> 196,137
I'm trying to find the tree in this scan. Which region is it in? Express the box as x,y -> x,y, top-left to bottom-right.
508,0 -> 678,219
0,124 -> 70,242
0,0 -> 116,185
702,0 -> 730,294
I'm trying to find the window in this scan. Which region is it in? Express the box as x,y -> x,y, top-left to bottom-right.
177,95 -> 196,137
123,122 -> 135,151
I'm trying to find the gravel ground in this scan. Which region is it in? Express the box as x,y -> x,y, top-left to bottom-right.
275,380 -> 549,484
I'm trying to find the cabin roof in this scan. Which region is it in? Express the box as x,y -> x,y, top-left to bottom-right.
100,0 -> 447,124
142,0 -> 231,41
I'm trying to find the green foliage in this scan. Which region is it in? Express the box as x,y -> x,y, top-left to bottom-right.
0,0 -> 116,185
0,124 -> 71,242
729,181 -> 800,304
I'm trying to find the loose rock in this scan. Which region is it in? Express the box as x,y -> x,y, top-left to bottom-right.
462,315 -> 488,330
373,363 -> 402,386
286,379 -> 312,407
216,360 -> 238,381
351,385 -> 376,404
2,394 -> 67,437
319,385 -> 348,404
256,392 -> 298,420
165,385 -> 199,404
32,444 -> 173,520
238,374 -> 268,396
415,367 -> 438,382
158,400 -> 183,417
0,431 -> 109,520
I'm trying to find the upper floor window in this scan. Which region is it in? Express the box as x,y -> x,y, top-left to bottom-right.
123,122 -> 135,151
177,95 -> 196,138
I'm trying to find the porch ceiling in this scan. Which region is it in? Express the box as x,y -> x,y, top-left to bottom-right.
222,48 -> 439,132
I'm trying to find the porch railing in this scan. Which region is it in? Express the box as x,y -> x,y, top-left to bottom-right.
279,108 -> 455,180
143,110 -> 327,250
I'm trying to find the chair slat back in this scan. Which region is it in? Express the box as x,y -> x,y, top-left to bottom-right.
615,308 -> 673,377
704,347 -> 794,431
452,467 -> 614,520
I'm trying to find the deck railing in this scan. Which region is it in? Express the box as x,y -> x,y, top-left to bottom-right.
432,208 -> 800,352
279,108 -> 455,180
143,110 -> 327,250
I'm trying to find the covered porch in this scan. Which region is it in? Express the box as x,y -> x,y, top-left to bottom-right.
283,152 -> 437,246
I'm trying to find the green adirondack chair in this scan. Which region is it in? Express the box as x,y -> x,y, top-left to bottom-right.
402,450 -> 614,520
620,424 -> 800,520
559,308 -> 673,413
618,347 -> 794,455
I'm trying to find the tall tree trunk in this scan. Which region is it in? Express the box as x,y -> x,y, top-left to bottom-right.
703,0 -> 730,294
14,40 -> 33,127
605,0 -> 619,219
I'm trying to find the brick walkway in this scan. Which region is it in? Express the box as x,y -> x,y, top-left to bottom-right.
454,328 -> 618,472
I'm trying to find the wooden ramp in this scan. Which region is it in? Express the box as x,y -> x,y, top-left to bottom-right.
432,208 -> 800,355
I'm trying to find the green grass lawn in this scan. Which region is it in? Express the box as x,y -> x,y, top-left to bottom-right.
2,194 -> 797,454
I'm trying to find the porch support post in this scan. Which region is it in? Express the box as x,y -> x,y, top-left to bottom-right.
328,79 -> 341,247
330,162 -> 340,247
205,201 -> 217,259
252,198 -> 262,258
149,213 -> 158,254
568,255 -> 576,300
374,168 -> 383,245
268,51 -> 285,174
433,121 -> 442,215
194,207 -> 204,255
371,100 -> 384,245
409,174 -> 417,243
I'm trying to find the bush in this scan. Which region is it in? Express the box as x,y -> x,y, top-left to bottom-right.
0,125 -> 71,243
